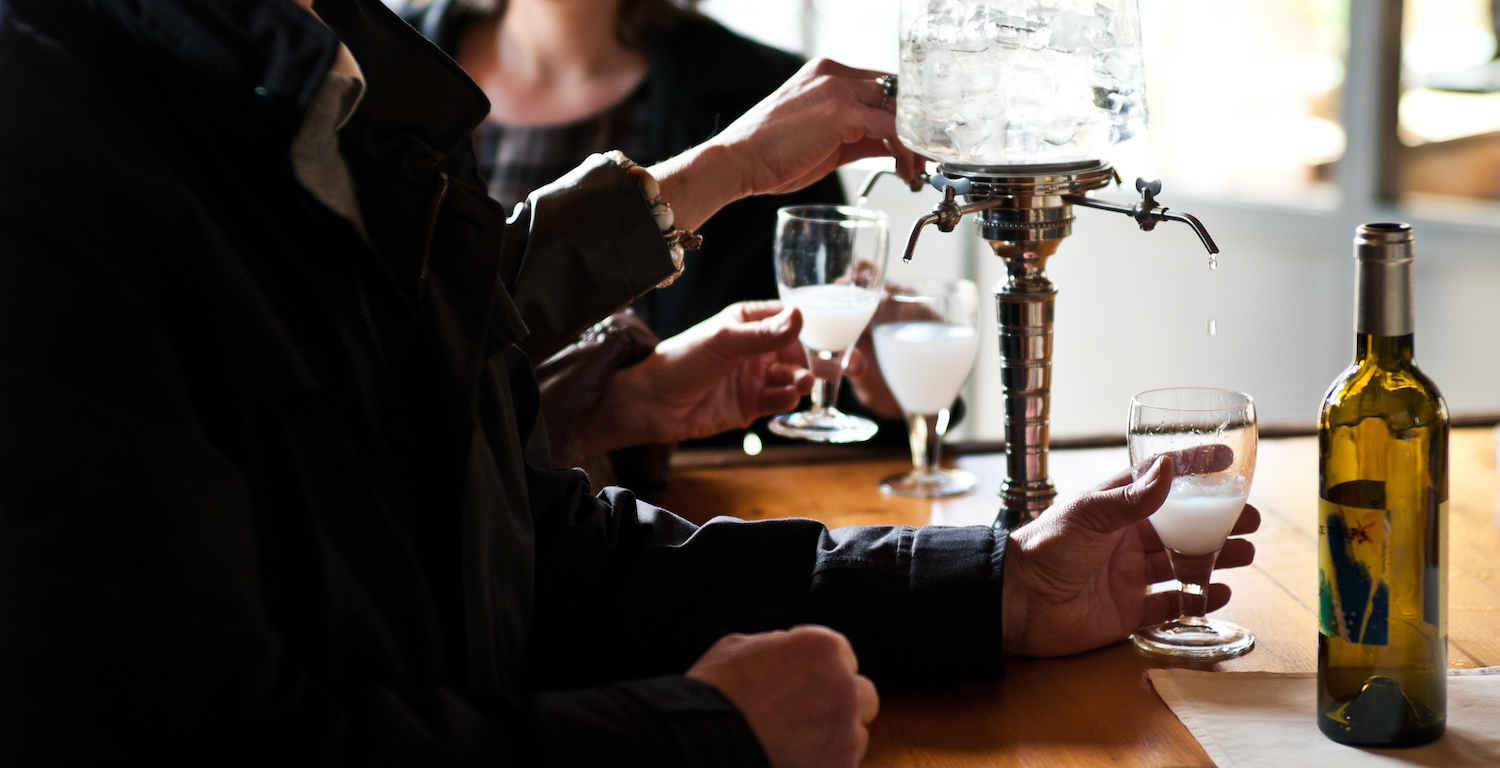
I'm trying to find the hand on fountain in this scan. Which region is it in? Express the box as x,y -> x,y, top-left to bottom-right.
1000,456 -> 1261,657
649,59 -> 923,234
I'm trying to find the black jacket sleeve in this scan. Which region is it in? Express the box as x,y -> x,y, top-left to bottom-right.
525,472 -> 1010,689
500,154 -> 679,363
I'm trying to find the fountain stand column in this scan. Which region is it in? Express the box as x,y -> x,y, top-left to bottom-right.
992,239 -> 1060,530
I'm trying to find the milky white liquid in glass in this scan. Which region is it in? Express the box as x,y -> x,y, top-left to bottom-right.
872,322 -> 978,414
781,284 -> 881,352
1149,489 -> 1248,556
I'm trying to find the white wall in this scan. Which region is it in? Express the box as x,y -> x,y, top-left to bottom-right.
872,183 -> 1500,441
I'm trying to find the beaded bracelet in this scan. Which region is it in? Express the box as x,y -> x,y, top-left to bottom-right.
605,150 -> 703,288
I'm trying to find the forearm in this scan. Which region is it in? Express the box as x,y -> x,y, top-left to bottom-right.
649,142 -> 744,234
529,482 -> 1010,687
573,361 -> 663,456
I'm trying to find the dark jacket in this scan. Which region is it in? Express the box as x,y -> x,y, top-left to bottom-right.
408,0 -> 847,342
0,0 -> 1008,765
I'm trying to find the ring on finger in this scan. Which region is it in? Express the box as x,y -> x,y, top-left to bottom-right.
875,74 -> 898,112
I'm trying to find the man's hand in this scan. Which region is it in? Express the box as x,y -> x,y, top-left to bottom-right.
1002,457 -> 1261,657
650,59 -> 923,233
577,302 -> 869,454
687,626 -> 879,768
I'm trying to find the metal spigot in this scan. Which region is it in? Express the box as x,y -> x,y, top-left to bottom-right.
856,168 -> 931,198
900,175 -> 1009,263
1066,178 -> 1220,255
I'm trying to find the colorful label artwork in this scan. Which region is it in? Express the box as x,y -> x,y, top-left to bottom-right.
1319,479 -> 1390,646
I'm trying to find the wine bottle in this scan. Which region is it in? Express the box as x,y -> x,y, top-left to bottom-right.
1317,223 -> 1448,746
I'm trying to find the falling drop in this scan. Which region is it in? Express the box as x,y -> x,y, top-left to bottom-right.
1207,318 -> 1217,336
1209,254 -> 1218,270
742,431 -> 764,457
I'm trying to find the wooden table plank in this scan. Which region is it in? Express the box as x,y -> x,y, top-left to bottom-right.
649,426 -> 1500,766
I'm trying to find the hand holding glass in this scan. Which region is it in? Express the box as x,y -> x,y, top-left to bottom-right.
873,279 -> 979,497
1128,387 -> 1257,660
769,206 -> 887,443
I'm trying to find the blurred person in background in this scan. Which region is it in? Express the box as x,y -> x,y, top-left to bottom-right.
404,0 -> 904,485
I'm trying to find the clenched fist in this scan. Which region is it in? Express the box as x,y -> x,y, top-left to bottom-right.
686,625 -> 879,768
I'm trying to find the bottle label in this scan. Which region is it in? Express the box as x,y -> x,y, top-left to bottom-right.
1319,480 -> 1391,645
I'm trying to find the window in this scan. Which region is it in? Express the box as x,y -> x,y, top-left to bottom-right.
1398,0 -> 1500,201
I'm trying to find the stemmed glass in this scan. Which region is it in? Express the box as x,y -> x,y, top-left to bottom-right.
1128,387 -> 1258,660
769,205 -> 888,443
873,279 -> 980,497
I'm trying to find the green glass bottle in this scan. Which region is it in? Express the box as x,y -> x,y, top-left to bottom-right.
1317,223 -> 1448,746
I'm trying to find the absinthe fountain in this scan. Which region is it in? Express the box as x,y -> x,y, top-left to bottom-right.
886,0 -> 1220,529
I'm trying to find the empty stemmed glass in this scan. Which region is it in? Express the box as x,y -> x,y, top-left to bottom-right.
873,279 -> 980,497
1128,387 -> 1258,660
769,205 -> 888,443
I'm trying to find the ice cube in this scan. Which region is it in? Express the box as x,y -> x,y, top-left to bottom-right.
1104,51 -> 1139,82
1039,109 -> 1081,146
921,49 -> 963,105
944,120 -> 994,158
1004,116 -> 1042,156
961,62 -> 998,97
951,5 -> 989,52
1008,58 -> 1059,108
1046,10 -> 1092,52
927,13 -> 960,48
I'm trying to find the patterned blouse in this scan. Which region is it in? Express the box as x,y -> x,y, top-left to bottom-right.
473,83 -> 653,215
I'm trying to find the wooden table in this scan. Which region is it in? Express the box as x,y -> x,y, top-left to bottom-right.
649,427 -> 1500,767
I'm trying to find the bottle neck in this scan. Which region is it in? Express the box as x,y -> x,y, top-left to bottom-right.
1355,333 -> 1414,367
1355,256 -> 1413,337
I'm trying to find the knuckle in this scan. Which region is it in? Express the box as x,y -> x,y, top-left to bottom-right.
791,625 -> 847,656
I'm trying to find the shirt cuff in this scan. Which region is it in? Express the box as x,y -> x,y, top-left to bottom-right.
533,675 -> 771,768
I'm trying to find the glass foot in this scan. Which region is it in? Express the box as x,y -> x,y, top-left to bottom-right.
880,468 -> 976,498
1133,618 -> 1255,660
769,408 -> 879,443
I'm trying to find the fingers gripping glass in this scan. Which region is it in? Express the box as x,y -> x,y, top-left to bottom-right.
769,206 -> 888,444
873,279 -> 980,497
1128,388 -> 1258,660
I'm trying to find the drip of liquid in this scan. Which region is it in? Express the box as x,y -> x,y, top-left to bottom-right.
1208,318 -> 1217,336
742,431 -> 763,457
1209,254 -> 1218,270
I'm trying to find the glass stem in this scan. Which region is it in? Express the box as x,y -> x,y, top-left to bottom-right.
806,348 -> 845,416
1168,549 -> 1220,626
907,408 -> 950,475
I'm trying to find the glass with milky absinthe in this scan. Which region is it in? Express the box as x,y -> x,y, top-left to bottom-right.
769,205 -> 888,444
1128,387 -> 1258,660
873,279 -> 980,497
